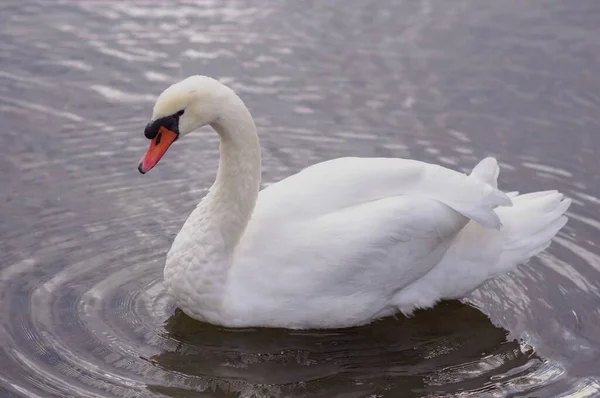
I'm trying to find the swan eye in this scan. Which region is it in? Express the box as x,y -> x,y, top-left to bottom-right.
176,110 -> 185,117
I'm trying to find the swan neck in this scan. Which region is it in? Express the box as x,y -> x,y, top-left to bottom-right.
203,95 -> 261,251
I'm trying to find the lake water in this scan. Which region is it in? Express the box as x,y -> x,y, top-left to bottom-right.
1,1 -> 600,397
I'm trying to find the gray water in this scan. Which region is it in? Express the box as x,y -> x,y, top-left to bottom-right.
1,1 -> 600,397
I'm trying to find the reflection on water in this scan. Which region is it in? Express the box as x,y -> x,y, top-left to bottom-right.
1,0 -> 600,396
149,304 -> 534,397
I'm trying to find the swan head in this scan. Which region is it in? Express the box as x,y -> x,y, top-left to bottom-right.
138,75 -> 227,174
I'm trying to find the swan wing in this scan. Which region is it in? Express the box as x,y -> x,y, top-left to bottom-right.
228,158 -> 512,327
246,157 -> 511,238
230,195 -> 468,327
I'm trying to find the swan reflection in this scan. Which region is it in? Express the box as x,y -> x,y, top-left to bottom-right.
146,301 -> 536,397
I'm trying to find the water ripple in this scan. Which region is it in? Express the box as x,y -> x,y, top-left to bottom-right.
1,0 -> 600,397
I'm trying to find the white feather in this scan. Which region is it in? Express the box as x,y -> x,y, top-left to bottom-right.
152,76 -> 571,329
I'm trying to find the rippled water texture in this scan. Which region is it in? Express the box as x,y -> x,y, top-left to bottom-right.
2,0 -> 600,397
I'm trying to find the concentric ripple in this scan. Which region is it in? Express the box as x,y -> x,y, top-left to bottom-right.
0,254 -> 566,398
2,0 -> 600,396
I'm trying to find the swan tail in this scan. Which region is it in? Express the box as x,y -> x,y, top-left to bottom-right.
393,161 -> 570,315
494,190 -> 571,270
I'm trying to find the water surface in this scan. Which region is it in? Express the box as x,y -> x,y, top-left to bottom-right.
1,0 -> 600,397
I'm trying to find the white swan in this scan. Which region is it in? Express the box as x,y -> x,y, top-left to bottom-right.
138,75 -> 571,329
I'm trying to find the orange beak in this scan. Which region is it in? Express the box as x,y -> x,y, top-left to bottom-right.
138,126 -> 178,174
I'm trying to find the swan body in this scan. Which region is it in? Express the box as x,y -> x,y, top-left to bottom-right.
138,75 -> 571,329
